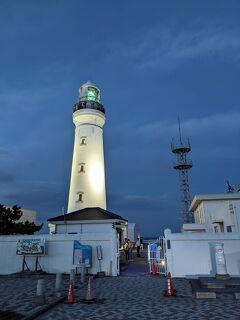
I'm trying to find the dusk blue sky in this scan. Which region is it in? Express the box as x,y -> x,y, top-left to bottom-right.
0,1 -> 240,236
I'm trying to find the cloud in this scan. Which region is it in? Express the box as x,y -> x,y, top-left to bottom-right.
0,148 -> 13,161
107,192 -> 180,236
137,112 -> 240,138
105,26 -> 240,69
0,170 -> 15,183
108,112 -> 240,147
1,179 -> 67,218
109,193 -> 169,211
0,148 -> 16,184
0,85 -> 62,112
105,112 -> 240,165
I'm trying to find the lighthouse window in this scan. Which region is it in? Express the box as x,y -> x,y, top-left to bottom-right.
78,163 -> 85,173
80,136 -> 87,145
77,192 -> 84,202
87,86 -> 100,102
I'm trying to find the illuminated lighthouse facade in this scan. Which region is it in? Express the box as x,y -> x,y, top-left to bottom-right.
67,81 -> 106,213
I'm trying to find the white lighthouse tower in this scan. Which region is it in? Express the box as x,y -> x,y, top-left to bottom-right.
67,81 -> 106,213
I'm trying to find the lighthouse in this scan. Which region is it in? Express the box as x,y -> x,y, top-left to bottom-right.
67,81 -> 106,213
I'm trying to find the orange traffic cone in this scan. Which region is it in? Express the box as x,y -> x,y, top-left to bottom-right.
151,261 -> 157,276
164,272 -> 176,296
86,277 -> 93,301
66,280 -> 75,304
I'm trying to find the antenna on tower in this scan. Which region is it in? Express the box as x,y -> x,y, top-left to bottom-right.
178,116 -> 183,145
171,118 -> 194,224
226,181 -> 234,193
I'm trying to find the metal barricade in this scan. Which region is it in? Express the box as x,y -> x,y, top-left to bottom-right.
148,237 -> 167,276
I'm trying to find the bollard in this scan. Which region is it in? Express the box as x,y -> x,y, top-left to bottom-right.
55,273 -> 62,297
86,277 -> 93,301
70,269 -> 75,285
109,260 -> 113,277
214,243 -> 230,279
80,264 -> 86,284
35,279 -> 45,305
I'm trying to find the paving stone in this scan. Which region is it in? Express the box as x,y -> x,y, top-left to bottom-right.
0,274 -> 69,318
1,266 -> 240,320
35,276 -> 240,320
235,292 -> 240,299
196,292 -> 217,299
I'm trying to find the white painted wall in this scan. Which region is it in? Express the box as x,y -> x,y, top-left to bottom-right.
191,194 -> 240,233
53,221 -> 113,234
201,200 -> 240,232
0,232 -> 119,276
165,230 -> 240,278
127,223 -> 140,242
67,108 -> 106,213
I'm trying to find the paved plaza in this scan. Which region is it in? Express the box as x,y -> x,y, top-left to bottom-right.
0,274 -> 240,319
36,276 -> 240,320
0,255 -> 240,320
0,274 -> 69,319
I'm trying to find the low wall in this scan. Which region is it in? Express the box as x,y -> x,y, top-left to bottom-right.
0,233 -> 118,276
164,231 -> 240,278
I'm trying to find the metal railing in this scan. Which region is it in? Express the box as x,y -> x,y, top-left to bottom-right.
73,101 -> 105,114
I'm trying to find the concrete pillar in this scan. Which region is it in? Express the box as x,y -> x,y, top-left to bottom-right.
70,269 -> 75,284
214,243 -> 229,278
80,264 -> 86,283
35,279 -> 45,305
164,228 -> 172,236
109,260 -> 113,276
55,273 -> 62,297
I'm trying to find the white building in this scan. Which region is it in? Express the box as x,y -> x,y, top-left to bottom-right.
182,193 -> 240,233
48,207 -> 127,238
0,208 -> 127,276
164,229 -> 240,278
127,223 -> 140,243
47,207 -> 127,276
67,81 -> 106,213
165,193 -> 240,277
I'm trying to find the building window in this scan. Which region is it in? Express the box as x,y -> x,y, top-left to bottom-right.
167,240 -> 171,249
213,221 -> 224,232
226,226 -> 232,232
76,192 -> 84,202
78,163 -> 85,173
199,207 -> 204,224
80,136 -> 87,145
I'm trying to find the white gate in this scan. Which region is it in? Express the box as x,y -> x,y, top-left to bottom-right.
148,236 -> 167,275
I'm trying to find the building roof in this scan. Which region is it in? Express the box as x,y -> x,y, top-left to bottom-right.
82,80 -> 97,88
190,193 -> 240,211
48,207 -> 127,223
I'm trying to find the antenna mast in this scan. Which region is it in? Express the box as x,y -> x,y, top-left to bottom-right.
171,119 -> 194,224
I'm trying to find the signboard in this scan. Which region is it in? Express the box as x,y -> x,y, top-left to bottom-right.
73,240 -> 92,267
16,239 -> 45,256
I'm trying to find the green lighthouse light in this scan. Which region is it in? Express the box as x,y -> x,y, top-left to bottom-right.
87,86 -> 100,102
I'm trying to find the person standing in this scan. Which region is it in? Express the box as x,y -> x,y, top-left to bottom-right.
123,238 -> 129,262
136,236 -> 141,257
128,239 -> 133,261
